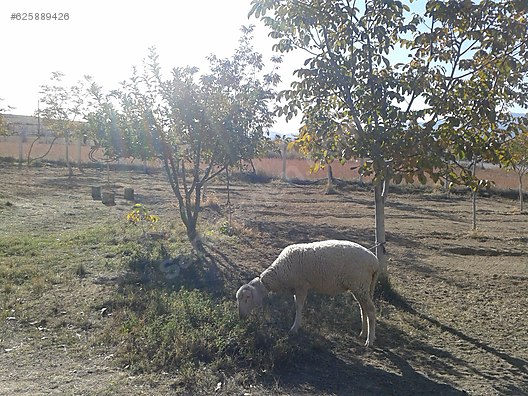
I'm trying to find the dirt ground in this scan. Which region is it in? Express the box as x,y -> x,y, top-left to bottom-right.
0,162 -> 527,395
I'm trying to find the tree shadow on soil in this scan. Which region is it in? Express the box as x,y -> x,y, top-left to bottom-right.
260,284 -> 526,396
385,244 -> 528,378
251,220 -> 377,249
267,330 -> 468,396
382,268 -> 528,394
387,199 -> 468,224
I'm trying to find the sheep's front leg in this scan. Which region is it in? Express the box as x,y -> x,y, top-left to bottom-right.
290,289 -> 307,333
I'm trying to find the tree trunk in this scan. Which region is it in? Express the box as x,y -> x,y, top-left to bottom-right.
18,133 -> 23,166
374,182 -> 388,282
280,141 -> 287,180
325,164 -> 336,194
520,174 -> 524,213
77,138 -> 83,171
327,164 -> 334,184
65,132 -> 73,177
472,162 -> 477,231
249,158 -> 257,174
186,181 -> 205,253
472,191 -> 477,231
359,158 -> 365,184
444,164 -> 450,199
186,218 -> 204,253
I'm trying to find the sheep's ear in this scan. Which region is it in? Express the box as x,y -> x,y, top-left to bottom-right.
251,287 -> 264,307
237,287 -> 252,304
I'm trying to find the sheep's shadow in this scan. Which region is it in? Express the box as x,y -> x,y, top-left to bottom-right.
256,291 -> 464,396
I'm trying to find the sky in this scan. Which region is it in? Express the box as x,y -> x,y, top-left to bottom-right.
0,0 -> 303,134
2,1 -> 525,137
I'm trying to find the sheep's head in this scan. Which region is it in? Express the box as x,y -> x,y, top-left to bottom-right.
236,277 -> 267,318
236,284 -> 256,318
236,276 -> 268,318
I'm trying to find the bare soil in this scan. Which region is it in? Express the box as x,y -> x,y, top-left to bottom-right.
0,162 -> 527,395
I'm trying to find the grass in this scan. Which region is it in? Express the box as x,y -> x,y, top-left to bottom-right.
98,233 -> 317,386
0,205 -> 394,394
0,195 -> 314,392
105,283 -> 331,394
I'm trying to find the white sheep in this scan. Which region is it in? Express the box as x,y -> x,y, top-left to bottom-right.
236,240 -> 380,347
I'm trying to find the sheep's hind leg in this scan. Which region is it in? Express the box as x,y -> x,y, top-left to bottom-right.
290,289 -> 307,333
356,294 -> 376,347
362,297 -> 376,347
352,292 -> 368,340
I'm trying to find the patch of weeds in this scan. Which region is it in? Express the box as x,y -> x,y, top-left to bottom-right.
3,283 -> 14,296
75,263 -> 87,278
120,236 -> 208,290
219,220 -> 232,236
30,274 -> 47,296
0,234 -> 55,258
114,288 -> 239,372
111,287 -> 312,382
215,219 -> 261,240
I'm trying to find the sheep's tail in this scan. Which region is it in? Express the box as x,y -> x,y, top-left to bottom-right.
370,269 -> 379,299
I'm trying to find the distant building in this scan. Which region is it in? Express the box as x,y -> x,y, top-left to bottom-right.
1,114 -> 56,142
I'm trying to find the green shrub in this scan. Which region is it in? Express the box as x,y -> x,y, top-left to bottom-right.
114,287 -> 310,379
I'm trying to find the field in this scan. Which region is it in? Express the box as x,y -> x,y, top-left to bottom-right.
0,160 -> 527,395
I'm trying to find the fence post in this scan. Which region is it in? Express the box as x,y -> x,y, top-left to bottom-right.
77,138 -> 82,169
281,141 -> 287,181
18,133 -> 23,165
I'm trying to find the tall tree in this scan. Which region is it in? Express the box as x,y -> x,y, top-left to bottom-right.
250,0 -> 528,282
406,0 -> 528,230
112,27 -> 279,251
251,0 -> 439,283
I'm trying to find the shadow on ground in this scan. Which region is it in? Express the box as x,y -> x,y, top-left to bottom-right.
264,330 -> 468,396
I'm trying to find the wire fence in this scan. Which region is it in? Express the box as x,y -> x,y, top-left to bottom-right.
1,133 -> 525,190
0,134 -> 350,181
